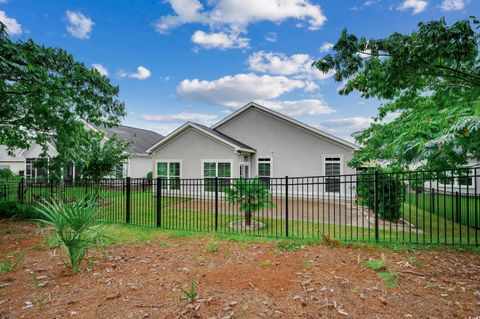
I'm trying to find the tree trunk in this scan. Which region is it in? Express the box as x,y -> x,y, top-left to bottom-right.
245,210 -> 253,226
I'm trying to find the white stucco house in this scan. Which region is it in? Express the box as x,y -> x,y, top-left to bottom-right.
0,125 -> 163,180
146,102 -> 358,194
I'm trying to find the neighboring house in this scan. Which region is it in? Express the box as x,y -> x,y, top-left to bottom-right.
423,162 -> 480,195
91,124 -> 163,178
147,102 -> 358,195
0,143 -> 58,179
0,125 -> 163,180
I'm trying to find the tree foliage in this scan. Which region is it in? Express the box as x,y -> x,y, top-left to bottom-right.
314,17 -> 480,169
0,22 -> 125,169
77,132 -> 130,183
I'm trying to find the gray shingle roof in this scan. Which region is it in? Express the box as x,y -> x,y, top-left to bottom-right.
193,123 -> 255,152
93,124 -> 163,154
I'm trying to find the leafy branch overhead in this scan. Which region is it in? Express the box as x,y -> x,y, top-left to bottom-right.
0,21 -> 125,169
314,17 -> 480,169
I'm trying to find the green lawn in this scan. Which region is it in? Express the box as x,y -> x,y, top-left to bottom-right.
404,191 -> 479,228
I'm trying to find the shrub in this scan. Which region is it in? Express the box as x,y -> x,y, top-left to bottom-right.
146,171 -> 153,183
0,200 -> 40,220
35,196 -> 106,273
0,168 -> 14,178
356,169 -> 404,222
225,178 -> 273,226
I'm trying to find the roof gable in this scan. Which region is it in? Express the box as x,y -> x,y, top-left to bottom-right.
146,122 -> 255,154
212,102 -> 358,151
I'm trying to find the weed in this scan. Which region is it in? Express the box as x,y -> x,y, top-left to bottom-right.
34,294 -> 49,310
32,273 -> 39,289
0,251 -> 26,273
321,233 -> 340,247
276,241 -> 303,252
362,260 -> 387,271
179,279 -> 197,303
259,259 -> 272,268
205,240 -> 219,253
377,271 -> 398,288
397,256 -> 421,268
1,228 -> 14,234
86,257 -> 97,271
305,259 -> 312,270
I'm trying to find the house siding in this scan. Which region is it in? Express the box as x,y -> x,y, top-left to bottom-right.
128,156 -> 152,178
215,107 -> 355,178
152,128 -> 239,179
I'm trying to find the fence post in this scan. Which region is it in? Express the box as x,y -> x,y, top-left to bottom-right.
455,191 -> 460,223
156,177 -> 162,227
18,178 -> 24,203
215,177 -> 219,231
126,177 -> 131,224
50,178 -> 54,200
285,176 -> 289,237
374,170 -> 379,242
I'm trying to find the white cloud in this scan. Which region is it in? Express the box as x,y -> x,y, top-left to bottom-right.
118,66 -> 151,80
265,32 -> 278,42
258,99 -> 335,116
319,42 -> 334,53
141,112 -> 219,126
440,0 -> 467,11
91,64 -> 109,76
318,112 -> 401,141
318,117 -> 374,141
148,124 -> 182,136
177,73 -> 312,107
191,30 -> 249,49
364,0 -> 381,5
155,0 -> 326,34
66,10 -> 94,39
247,51 -> 333,81
0,11 -> 22,35
397,0 -> 428,14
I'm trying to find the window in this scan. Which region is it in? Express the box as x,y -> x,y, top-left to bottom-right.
258,158 -> 271,187
324,157 -> 341,193
26,158 -> 49,181
157,161 -> 181,190
203,161 -> 231,192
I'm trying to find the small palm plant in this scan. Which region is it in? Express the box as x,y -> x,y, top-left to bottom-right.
225,178 -> 273,227
35,196 -> 106,273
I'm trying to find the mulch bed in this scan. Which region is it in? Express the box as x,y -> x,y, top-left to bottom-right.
0,221 -> 479,318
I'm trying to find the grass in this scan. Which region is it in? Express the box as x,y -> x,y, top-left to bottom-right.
0,251 -> 26,273
405,191 -> 479,227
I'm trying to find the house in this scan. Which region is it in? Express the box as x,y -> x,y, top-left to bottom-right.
90,124 -> 163,178
0,125 -> 163,180
146,102 -> 357,195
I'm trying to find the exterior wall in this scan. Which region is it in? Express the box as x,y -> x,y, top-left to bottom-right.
0,161 -> 25,174
152,128 -> 238,179
215,108 -> 356,178
128,156 -> 153,178
0,143 -> 58,176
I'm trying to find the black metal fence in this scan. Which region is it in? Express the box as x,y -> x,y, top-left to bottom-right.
0,167 -> 479,246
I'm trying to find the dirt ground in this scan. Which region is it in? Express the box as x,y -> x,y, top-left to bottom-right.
0,221 -> 479,319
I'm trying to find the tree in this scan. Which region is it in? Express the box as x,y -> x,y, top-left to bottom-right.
0,23 -> 125,170
77,132 -> 130,184
226,179 -> 273,227
314,17 -> 480,169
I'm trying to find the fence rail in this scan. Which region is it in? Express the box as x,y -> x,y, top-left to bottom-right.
0,167 -> 479,246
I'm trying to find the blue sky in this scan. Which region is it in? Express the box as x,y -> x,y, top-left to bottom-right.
1,0 -> 477,141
